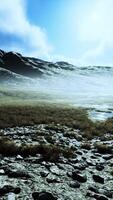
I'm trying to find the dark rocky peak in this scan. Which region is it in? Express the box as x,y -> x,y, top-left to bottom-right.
1,51 -> 43,78
0,50 -> 5,58
2,51 -> 24,66
0,49 -> 76,79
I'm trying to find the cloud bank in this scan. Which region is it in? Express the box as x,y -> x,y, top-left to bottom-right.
77,0 -> 113,65
0,0 -> 113,65
0,0 -> 52,57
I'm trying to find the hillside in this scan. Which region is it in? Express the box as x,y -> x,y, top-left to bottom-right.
0,50 -> 75,81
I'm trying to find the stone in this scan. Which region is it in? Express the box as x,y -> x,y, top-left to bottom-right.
7,193 -> 15,200
50,166 -> 60,175
76,151 -> 83,155
74,163 -> 87,171
103,190 -> 113,198
96,164 -> 104,171
46,177 -> 60,183
88,186 -> 99,193
32,191 -> 57,200
72,171 -> 87,183
16,155 -> 23,160
86,192 -> 94,198
69,181 -> 80,188
103,155 -> 113,160
40,171 -> 49,177
68,158 -> 78,164
5,168 -> 31,178
67,171 -> 72,177
99,189 -> 113,198
0,169 -> 5,175
93,175 -> 104,184
91,155 -> 97,159
0,185 -> 20,196
94,194 -> 108,200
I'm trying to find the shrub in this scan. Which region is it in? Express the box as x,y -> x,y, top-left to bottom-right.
0,137 -> 74,162
81,142 -> 91,150
94,143 -> 112,154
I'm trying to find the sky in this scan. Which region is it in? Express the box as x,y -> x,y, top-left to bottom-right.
0,0 -> 113,66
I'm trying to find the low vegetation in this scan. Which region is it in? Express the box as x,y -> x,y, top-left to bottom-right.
0,104 -> 113,139
81,142 -> 91,150
0,87 -> 113,140
0,137 -> 74,161
94,143 -> 113,154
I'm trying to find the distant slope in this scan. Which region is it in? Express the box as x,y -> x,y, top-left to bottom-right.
0,67 -> 32,84
0,49 -> 113,85
0,50 -> 75,79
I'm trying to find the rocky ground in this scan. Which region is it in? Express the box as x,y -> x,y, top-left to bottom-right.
0,124 -> 113,199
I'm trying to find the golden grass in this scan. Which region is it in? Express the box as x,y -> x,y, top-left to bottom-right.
0,137 -> 74,161
94,143 -> 112,154
0,86 -> 113,139
0,103 -> 113,139
0,104 -> 88,128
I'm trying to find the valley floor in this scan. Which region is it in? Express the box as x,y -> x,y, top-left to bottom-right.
0,124 -> 113,200
0,88 -> 113,199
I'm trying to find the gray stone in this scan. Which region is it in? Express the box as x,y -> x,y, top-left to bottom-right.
93,175 -> 104,184
72,171 -> 87,183
32,191 -> 57,200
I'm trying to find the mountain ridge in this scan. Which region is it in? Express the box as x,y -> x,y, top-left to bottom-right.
0,49 -> 113,85
0,50 -> 75,81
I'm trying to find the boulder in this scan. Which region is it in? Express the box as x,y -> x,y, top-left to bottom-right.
96,163 -> 104,171
5,168 -> 31,178
93,175 -> 104,184
32,191 -> 57,200
0,185 -> 20,196
72,171 -> 87,183
94,194 -> 108,200
69,181 -> 80,188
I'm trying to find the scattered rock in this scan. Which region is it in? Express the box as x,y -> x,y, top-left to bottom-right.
46,177 -> 60,183
103,155 -> 113,160
93,175 -> 104,184
69,181 -> 80,188
99,189 -> 113,198
40,171 -> 49,177
76,151 -> 83,155
88,186 -> 99,193
5,168 -> 31,178
16,155 -> 23,160
72,171 -> 87,183
32,191 -> 57,200
86,159 -> 95,166
96,163 -> 104,171
94,194 -> 108,200
50,166 -> 60,175
0,169 -> 5,175
0,185 -> 20,196
0,124 -> 112,199
74,163 -> 87,170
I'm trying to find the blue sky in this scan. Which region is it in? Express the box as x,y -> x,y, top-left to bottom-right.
0,0 -> 113,65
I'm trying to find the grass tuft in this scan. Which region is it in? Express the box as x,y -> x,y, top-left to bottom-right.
94,143 -> 112,154
0,137 -> 74,162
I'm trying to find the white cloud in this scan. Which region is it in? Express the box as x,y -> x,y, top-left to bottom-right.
77,0 -> 113,64
0,0 -> 52,57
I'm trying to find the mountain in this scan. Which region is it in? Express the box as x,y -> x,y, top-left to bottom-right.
0,67 -> 31,84
0,50 -> 75,82
1,49 -> 113,86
